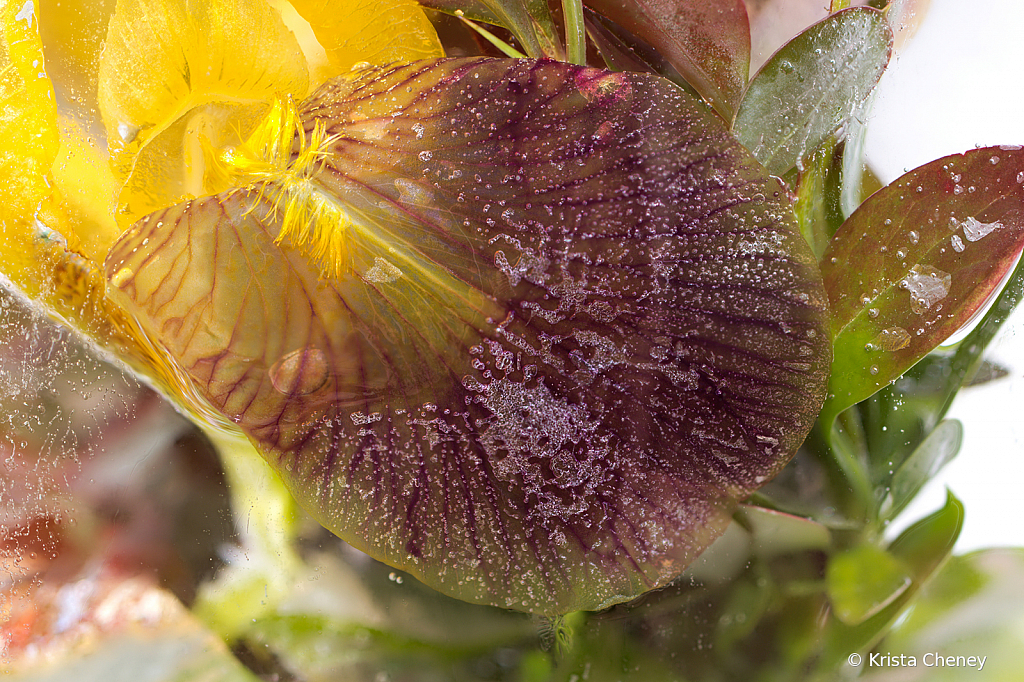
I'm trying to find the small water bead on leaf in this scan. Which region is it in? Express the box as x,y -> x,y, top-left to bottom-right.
951,235 -> 965,253
105,58 -> 830,615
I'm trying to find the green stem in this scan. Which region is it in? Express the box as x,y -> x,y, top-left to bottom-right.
811,413 -> 874,524
192,427 -> 303,640
456,12 -> 527,59
561,0 -> 586,65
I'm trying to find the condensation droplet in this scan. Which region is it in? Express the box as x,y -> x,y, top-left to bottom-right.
269,347 -> 330,396
908,230 -> 919,244
869,365 -> 879,375
951,234 -> 965,253
110,267 -> 133,288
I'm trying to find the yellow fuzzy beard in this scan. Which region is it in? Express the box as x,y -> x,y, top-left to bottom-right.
205,97 -> 353,279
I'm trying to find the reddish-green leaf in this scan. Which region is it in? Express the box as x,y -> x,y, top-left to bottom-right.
583,0 -> 750,121
734,8 -> 891,176
105,58 -> 829,615
821,146 -> 1024,423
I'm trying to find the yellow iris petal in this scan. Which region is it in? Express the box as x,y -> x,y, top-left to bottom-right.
288,0 -> 443,74
50,117 -> 121,263
1,0 -> 59,295
99,0 -> 309,227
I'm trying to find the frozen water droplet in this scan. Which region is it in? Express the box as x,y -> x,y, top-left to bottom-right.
364,257 -> 403,283
269,347 -> 329,395
117,122 -> 139,143
908,230 -> 919,244
961,216 -> 1003,242
900,264 -> 951,314
868,308 -> 879,318
872,327 -> 911,351
951,234 -> 965,253
418,150 -> 432,161
990,155 -> 1000,165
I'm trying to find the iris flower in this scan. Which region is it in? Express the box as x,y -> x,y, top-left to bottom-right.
1,0 -> 830,616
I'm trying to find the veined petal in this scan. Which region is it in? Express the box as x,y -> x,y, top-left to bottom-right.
0,3 -> 209,420
98,0 -> 309,226
106,58 -> 830,614
288,0 -> 443,74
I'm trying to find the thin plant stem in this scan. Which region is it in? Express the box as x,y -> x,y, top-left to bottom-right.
562,0 -> 586,65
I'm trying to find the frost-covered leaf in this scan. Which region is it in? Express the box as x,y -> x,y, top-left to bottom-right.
821,146 -> 1024,423
734,7 -> 891,176
105,58 -> 829,614
583,0 -> 750,121
289,0 -> 443,74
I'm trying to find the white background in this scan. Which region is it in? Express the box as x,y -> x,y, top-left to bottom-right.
865,0 -> 1024,550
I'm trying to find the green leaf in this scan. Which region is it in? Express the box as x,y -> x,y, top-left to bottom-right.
736,504 -> 831,560
878,418 -> 962,521
104,58 -> 830,615
734,7 -> 892,176
822,492 -> 963,664
867,549 -> 1024,681
793,141 -> 845,259
827,543 -> 911,625
418,0 -> 564,59
889,490 -> 964,580
821,146 -> 1024,424
582,0 -> 750,121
